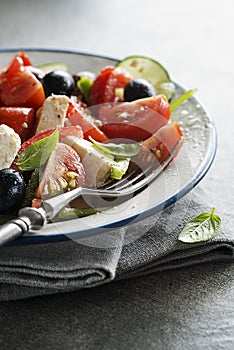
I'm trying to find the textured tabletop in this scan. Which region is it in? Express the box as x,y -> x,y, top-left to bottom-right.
0,0 -> 233,349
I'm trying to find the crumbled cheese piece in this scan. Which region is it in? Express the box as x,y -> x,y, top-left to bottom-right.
36,95 -> 69,134
63,136 -> 113,187
0,124 -> 21,170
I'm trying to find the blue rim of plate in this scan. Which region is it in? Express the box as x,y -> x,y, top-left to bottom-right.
0,48 -> 217,246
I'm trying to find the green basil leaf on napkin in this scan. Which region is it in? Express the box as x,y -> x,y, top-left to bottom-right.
17,129 -> 59,171
178,208 -> 221,243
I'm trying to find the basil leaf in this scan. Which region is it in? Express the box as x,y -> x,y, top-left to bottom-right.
89,136 -> 140,157
24,168 -> 40,206
170,89 -> 197,112
17,129 -> 59,171
178,208 -> 221,243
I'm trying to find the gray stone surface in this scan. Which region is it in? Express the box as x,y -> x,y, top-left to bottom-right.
0,0 -> 233,349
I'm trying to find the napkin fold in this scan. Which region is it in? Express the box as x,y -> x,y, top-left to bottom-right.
0,187 -> 233,301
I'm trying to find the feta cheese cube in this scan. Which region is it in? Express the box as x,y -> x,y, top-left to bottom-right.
0,124 -> 21,170
36,95 -> 69,134
63,136 -> 113,187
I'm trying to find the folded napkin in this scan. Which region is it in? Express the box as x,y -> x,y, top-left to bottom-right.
0,186 -> 233,301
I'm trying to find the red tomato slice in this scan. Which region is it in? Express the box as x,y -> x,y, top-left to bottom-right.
36,143 -> 86,199
89,66 -> 132,105
16,51 -> 32,66
0,107 -> 35,141
0,55 -> 45,109
58,125 -> 83,141
66,99 -> 108,142
32,198 -> 42,209
142,122 -> 183,164
98,95 -> 171,141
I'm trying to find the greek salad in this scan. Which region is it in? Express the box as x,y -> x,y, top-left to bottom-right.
0,51 -> 188,223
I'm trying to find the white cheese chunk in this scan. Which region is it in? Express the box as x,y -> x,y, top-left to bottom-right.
36,95 -> 69,134
0,124 -> 21,170
63,136 -> 113,187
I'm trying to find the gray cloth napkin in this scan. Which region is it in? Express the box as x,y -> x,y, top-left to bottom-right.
0,186 -> 233,301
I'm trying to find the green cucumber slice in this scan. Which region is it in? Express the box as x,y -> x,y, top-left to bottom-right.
111,158 -> 130,180
36,63 -> 68,74
116,55 -> 174,100
157,82 -> 175,101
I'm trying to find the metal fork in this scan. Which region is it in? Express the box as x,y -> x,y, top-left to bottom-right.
0,141 -> 180,246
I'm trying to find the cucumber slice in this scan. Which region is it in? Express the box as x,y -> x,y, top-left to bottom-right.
111,158 -> 130,180
36,63 -> 68,74
157,82 -> 175,101
116,55 -> 174,100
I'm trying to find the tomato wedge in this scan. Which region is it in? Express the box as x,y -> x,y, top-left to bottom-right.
66,99 -> 108,142
0,54 -> 45,109
16,51 -> 32,66
89,66 -> 132,105
98,95 -> 170,141
142,122 -> 183,164
0,107 -> 35,141
36,143 -> 86,199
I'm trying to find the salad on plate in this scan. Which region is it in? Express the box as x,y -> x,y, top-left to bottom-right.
0,51 -> 188,225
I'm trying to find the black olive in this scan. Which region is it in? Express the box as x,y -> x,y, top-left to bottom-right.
124,78 -> 156,102
0,169 -> 26,215
42,70 -> 75,97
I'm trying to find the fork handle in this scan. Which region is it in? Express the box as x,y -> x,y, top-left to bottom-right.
0,208 -> 46,247
0,217 -> 30,246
